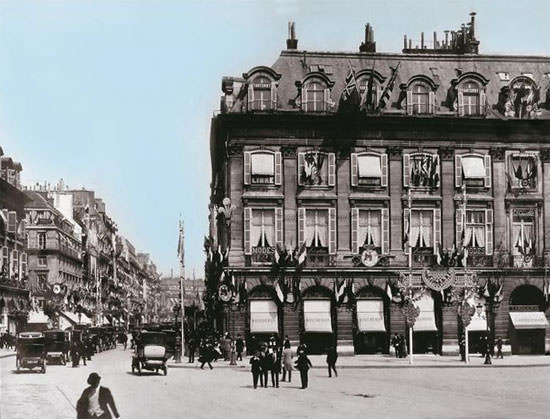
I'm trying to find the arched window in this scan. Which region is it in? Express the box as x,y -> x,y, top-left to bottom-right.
500,76 -> 540,119
248,75 -> 277,111
457,80 -> 486,116
357,76 -> 381,111
301,74 -> 334,112
406,82 -> 435,115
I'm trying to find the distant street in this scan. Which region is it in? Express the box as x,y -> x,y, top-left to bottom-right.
2,347 -> 550,419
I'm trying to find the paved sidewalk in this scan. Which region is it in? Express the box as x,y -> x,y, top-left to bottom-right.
169,353 -> 550,369
0,348 -> 16,359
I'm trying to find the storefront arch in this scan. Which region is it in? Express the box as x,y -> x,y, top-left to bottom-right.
411,290 -> 443,354
510,284 -> 545,310
246,285 -> 281,352
354,286 -> 390,354
301,285 -> 334,354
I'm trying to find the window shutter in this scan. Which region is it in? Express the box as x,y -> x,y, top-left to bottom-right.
484,155 -> 492,188
406,90 -> 413,115
380,153 -> 388,187
323,88 -> 330,112
243,208 -> 252,255
274,151 -> 282,185
403,208 -> 410,251
244,151 -> 251,185
429,91 -> 436,114
350,153 -> 358,186
247,83 -> 254,111
298,208 -> 306,246
7,211 -> 17,233
485,208 -> 493,255
456,208 -> 464,247
297,152 -> 305,186
457,91 -> 464,116
403,154 -> 410,187
328,153 -> 336,186
302,88 -> 308,111
270,82 -> 278,110
480,90 -> 486,115
433,208 -> 441,254
275,207 -> 283,248
328,208 -> 337,254
351,208 -> 359,253
455,154 -> 463,188
382,208 -> 390,254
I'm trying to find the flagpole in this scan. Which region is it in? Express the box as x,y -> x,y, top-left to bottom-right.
407,188 -> 413,365
179,219 -> 185,362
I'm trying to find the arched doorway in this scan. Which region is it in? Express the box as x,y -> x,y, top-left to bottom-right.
247,285 -> 280,353
301,285 -> 334,355
411,291 -> 442,354
509,284 -> 548,355
354,286 -> 390,354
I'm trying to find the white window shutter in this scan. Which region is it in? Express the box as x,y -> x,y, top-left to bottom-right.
328,153 -> 336,186
350,153 -> 358,186
298,208 -> 306,246
297,152 -> 305,186
329,208 -> 337,254
244,151 -> 251,185
275,208 -> 283,248
243,208 -> 252,255
457,91 -> 464,116
274,152 -> 282,185
456,208 -> 464,247
403,154 -> 410,187
406,90 -> 413,115
351,208 -> 359,253
484,155 -> 492,188
247,84 -> 254,111
7,211 -> 17,233
433,208 -> 441,254
382,208 -> 389,254
403,207 -> 410,251
455,155 -> 463,188
271,82 -> 278,110
324,88 -> 330,112
302,88 -> 308,111
429,91 -> 436,114
485,208 -> 493,255
380,153 -> 388,187
480,90 -> 486,115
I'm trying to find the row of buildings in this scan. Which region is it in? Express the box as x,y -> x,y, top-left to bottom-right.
207,14 -> 550,355
0,146 -> 162,334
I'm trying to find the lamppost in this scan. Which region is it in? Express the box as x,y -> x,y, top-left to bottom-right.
483,291 -> 492,365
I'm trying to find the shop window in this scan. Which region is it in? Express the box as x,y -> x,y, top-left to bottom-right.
244,150 -> 281,186
247,75 -> 277,111
298,152 -> 335,187
298,208 -> 336,255
403,153 -> 440,189
455,154 -> 491,188
351,208 -> 389,254
351,153 -> 388,187
302,79 -> 332,112
509,154 -> 537,190
458,80 -> 486,116
406,82 -> 435,115
243,207 -> 282,257
456,208 -> 493,255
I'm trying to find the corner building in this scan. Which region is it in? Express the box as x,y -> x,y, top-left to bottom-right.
209,15 -> 550,355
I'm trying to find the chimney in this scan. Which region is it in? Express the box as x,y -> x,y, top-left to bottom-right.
404,35 -> 407,50
421,32 -> 424,49
359,22 -> 376,52
444,31 -> 449,48
286,21 -> 298,50
433,32 -> 438,49
470,12 -> 476,40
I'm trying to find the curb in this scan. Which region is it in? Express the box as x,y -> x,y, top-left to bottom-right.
0,352 -> 16,359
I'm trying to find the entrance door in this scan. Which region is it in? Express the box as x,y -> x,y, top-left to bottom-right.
302,300 -> 333,355
514,330 -> 545,355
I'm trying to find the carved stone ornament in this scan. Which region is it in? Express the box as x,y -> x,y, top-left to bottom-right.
227,144 -> 243,156
281,145 -> 297,158
438,147 -> 454,161
218,283 -> 233,303
540,149 -> 550,163
489,147 -> 505,162
360,247 -> 379,267
386,146 -> 403,161
401,300 -> 421,326
422,268 -> 456,292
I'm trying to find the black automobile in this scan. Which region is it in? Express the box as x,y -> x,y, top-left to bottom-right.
16,332 -> 46,373
44,330 -> 69,365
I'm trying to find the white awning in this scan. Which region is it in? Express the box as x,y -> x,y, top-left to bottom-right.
510,312 -> 549,329
358,155 -> 382,178
250,300 -> 278,333
303,300 -> 332,333
467,313 -> 487,332
462,156 -> 485,178
251,153 -> 274,176
357,300 -> 385,332
61,311 -> 92,326
413,294 -> 438,332
27,310 -> 49,324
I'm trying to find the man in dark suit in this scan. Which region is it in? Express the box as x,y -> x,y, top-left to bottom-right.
295,352 -> 313,389
77,372 -> 121,419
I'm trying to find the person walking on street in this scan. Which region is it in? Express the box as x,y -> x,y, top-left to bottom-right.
271,349 -> 281,388
70,340 -> 80,368
78,339 -> 87,366
260,349 -> 272,387
295,351 -> 313,389
391,333 -> 400,358
398,335 -> 407,358
496,336 -> 504,359
250,352 -> 262,389
326,346 -> 338,377
235,334 -> 244,361
199,342 -> 214,369
188,336 -> 196,363
281,341 -> 293,383
223,333 -> 232,361
76,372 -> 121,419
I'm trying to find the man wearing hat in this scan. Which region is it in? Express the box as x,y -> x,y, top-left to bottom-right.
77,372 -> 121,419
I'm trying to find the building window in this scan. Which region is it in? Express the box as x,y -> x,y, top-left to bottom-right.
351,209 -> 387,254
455,154 -> 491,188
38,256 -> 47,267
509,154 -> 537,190
243,207 -> 283,256
499,76 -> 540,119
404,208 -> 441,253
403,153 -> 440,189
458,80 -> 485,116
248,76 -> 276,111
244,151 -> 281,186
456,208 -> 493,255
1,247 -> 8,272
302,80 -> 331,112
252,209 -> 275,248
511,208 -> 536,257
358,77 -> 379,111
298,152 -> 335,186
38,232 -> 46,249
298,208 -> 337,254
406,82 -> 434,115
351,153 -> 388,187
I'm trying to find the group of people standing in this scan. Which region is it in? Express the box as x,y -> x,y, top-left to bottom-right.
390,333 -> 408,358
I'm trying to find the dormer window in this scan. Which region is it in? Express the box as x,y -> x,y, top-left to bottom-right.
248,75 -> 277,111
499,76 -> 540,119
458,80 -> 486,116
356,72 -> 384,112
351,152 -> 388,187
455,154 -> 491,188
406,82 -> 435,115
244,150 -> 282,186
300,73 -> 334,113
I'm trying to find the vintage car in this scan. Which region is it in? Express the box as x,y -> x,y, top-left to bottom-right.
16,332 -> 46,373
161,329 -> 177,360
131,331 -> 168,376
44,330 -> 69,365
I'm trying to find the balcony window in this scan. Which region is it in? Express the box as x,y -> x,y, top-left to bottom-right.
404,208 -> 441,254
403,153 -> 440,189
243,207 -> 283,256
455,154 -> 491,188
298,208 -> 336,255
358,210 -> 381,250
251,152 -> 275,184
456,208 -> 493,255
298,152 -> 335,186
511,208 -> 536,257
509,154 -> 537,190
463,210 -> 486,249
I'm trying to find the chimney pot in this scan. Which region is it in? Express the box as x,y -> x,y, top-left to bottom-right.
286,21 -> 298,49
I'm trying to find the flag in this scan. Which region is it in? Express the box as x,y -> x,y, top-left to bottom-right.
293,278 -> 302,309
177,221 -> 185,269
274,279 -> 284,303
436,243 -> 442,266
239,279 -> 248,305
274,244 -> 281,265
494,279 -> 504,303
385,280 -> 393,301
483,281 -> 490,298
334,279 -> 346,304
361,63 -> 375,112
338,66 -> 361,114
296,242 -> 307,266
377,62 -> 400,110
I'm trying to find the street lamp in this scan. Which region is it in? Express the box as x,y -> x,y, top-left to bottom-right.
483,297 -> 492,365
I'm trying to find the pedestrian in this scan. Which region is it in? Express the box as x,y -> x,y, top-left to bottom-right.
326,346 -> 338,377
199,343 -> 214,369
78,339 -> 87,366
281,341 -> 293,383
479,335 -> 487,357
391,333 -> 400,358
496,336 -> 503,359
297,342 -> 307,355
271,349 -> 281,388
235,334 -> 244,361
250,351 -> 262,389
259,349 -> 272,387
224,333 -> 232,361
71,340 -> 80,368
121,333 -> 127,351
188,336 -> 196,363
398,334 -> 407,358
282,335 -> 290,349
295,351 -> 312,389
268,333 -> 277,350
249,335 -> 257,356
76,372 -> 121,419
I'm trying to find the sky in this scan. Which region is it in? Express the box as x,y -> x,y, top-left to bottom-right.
1,0 -> 549,278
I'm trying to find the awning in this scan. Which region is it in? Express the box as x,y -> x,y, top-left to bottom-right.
60,311 -> 92,326
413,294 -> 437,332
358,155 -> 382,178
251,153 -> 274,176
250,300 -> 278,333
467,313 -> 487,332
510,312 -> 549,329
356,300 -> 385,332
303,300 -> 332,333
27,310 -> 49,324
462,156 -> 485,178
